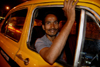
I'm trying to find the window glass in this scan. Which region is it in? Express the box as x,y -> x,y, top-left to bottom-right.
29,7 -> 81,66
0,17 -> 5,23
1,9 -> 27,42
1,15 -> 11,33
80,14 -> 100,66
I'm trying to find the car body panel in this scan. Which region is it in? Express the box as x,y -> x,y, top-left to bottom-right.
14,0 -> 100,15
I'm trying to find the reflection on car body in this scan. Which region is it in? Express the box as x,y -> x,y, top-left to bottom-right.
0,0 -> 100,67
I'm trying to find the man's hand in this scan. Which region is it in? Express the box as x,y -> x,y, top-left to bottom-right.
63,0 -> 79,22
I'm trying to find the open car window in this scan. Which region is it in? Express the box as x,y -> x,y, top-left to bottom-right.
79,12 -> 100,67
29,7 -> 81,66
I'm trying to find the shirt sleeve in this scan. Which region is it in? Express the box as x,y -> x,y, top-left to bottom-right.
35,38 -> 49,53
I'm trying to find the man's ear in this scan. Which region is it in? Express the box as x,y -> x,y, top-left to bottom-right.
42,25 -> 45,30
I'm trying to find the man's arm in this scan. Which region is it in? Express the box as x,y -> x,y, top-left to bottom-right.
39,0 -> 79,65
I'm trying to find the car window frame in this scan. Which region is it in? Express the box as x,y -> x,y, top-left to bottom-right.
74,6 -> 100,67
27,5 -> 82,67
1,8 -> 28,42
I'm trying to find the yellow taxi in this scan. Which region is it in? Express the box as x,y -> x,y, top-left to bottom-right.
0,0 -> 100,67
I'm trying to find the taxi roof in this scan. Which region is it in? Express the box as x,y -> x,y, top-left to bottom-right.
13,0 -> 100,16
19,0 -> 100,6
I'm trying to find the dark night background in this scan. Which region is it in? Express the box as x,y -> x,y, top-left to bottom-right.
0,0 -> 30,17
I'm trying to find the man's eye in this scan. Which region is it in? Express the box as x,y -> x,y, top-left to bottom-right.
54,21 -> 58,24
46,21 -> 50,24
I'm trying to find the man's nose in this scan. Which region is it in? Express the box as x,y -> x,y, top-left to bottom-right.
51,23 -> 55,28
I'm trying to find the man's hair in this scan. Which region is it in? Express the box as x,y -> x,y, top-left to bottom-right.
42,12 -> 60,25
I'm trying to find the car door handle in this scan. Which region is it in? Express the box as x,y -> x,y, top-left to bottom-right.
16,54 -> 29,65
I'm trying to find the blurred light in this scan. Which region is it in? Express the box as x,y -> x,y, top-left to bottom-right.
6,6 -> 10,10
0,17 -> 5,19
9,23 -> 13,26
8,26 -> 22,33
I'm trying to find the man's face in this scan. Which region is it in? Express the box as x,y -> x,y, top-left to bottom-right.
42,14 -> 59,37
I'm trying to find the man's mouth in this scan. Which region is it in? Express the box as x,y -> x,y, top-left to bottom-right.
48,29 -> 57,33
